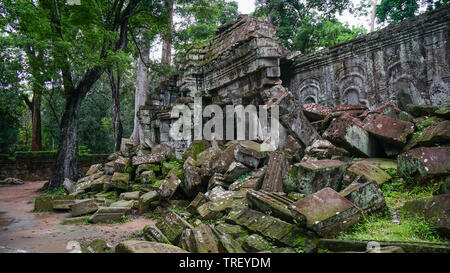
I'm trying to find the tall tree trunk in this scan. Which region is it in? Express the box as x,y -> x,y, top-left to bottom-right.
370,0 -> 378,32
107,67 -> 123,152
31,92 -> 42,151
131,44 -> 150,146
161,0 -> 174,65
44,92 -> 84,190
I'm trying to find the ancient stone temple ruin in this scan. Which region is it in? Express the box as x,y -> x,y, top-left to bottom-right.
138,7 -> 449,157
45,6 -> 449,254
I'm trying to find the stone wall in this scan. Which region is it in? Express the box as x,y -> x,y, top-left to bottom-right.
0,154 -> 109,181
283,6 -> 450,109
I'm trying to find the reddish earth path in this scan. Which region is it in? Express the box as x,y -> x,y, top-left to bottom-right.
0,181 -> 153,253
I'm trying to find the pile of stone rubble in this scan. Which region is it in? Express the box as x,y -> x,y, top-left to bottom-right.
34,102 -> 449,253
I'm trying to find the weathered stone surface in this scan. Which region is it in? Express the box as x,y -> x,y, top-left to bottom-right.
323,115 -> 381,157
34,195 -> 76,211
405,120 -> 450,150
283,159 -> 348,195
212,227 -> 245,253
207,173 -> 227,190
155,211 -> 193,244
289,7 -> 450,109
214,223 -> 248,239
71,199 -> 99,217
398,147 -> 450,180
90,175 -> 111,192
318,239 -> 450,253
89,206 -> 131,223
268,86 -> 321,147
86,164 -> 103,176
0,177 -> 24,185
61,216 -> 86,225
196,146 -> 222,178
242,234 -> 272,253
132,153 -> 165,166
104,161 -> 115,175
110,200 -> 137,209
110,172 -> 130,190
143,223 -> 171,244
186,192 -> 209,215
304,139 -> 348,160
140,170 -> 156,184
362,114 -> 415,145
197,202 -> 224,221
261,152 -> 290,192
290,187 -> 362,237
241,168 -> 265,190
234,141 -> 267,168
226,207 -> 317,249
182,158 -> 203,198
115,240 -> 188,253
403,194 -> 449,238
114,156 -> 131,173
182,140 -> 211,161
157,174 -> 181,200
224,161 -> 251,183
281,135 -> 303,163
73,171 -> 105,192
344,161 -> 392,187
340,179 -> 386,214
363,101 -> 414,122
246,190 -> 296,223
120,191 -> 140,200
302,103 -> 332,122
214,142 -> 238,173
52,199 -> 81,210
139,190 -> 159,212
189,225 -> 220,253
406,104 -> 440,117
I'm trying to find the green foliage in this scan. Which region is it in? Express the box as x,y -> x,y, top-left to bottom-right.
174,0 -> 239,52
236,173 -> 249,183
338,212 -> 447,243
254,0 -> 365,53
376,0 -> 449,24
43,186 -> 67,197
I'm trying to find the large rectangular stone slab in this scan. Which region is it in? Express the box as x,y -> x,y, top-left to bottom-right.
398,147 -> 450,181
283,160 -> 348,195
226,207 -> 317,249
261,152 -> 290,192
323,115 -> 381,157
155,211 -> 193,244
340,179 -> 386,214
290,187 -> 362,238
344,161 -> 392,187
246,190 -> 297,223
88,206 -> 131,224
71,199 -> 99,217
362,114 -> 415,145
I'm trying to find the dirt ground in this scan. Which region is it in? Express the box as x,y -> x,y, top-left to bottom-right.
0,181 -> 153,253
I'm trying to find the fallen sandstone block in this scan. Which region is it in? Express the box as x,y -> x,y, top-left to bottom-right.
71,199 -> 100,217
155,211 -> 193,244
290,187 -> 362,238
143,223 -> 171,244
261,152 -> 290,192
323,115 -> 381,157
89,206 -> 131,224
362,114 -> 414,146
246,190 -> 295,223
226,207 -> 317,250
115,240 -> 188,253
283,159 -> 348,195
398,147 -> 450,181
340,179 -> 386,214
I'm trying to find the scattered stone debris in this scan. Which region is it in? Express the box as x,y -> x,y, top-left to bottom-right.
28,11 -> 450,253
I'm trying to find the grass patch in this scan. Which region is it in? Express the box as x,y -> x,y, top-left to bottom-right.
337,212 -> 448,243
381,168 -> 439,209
